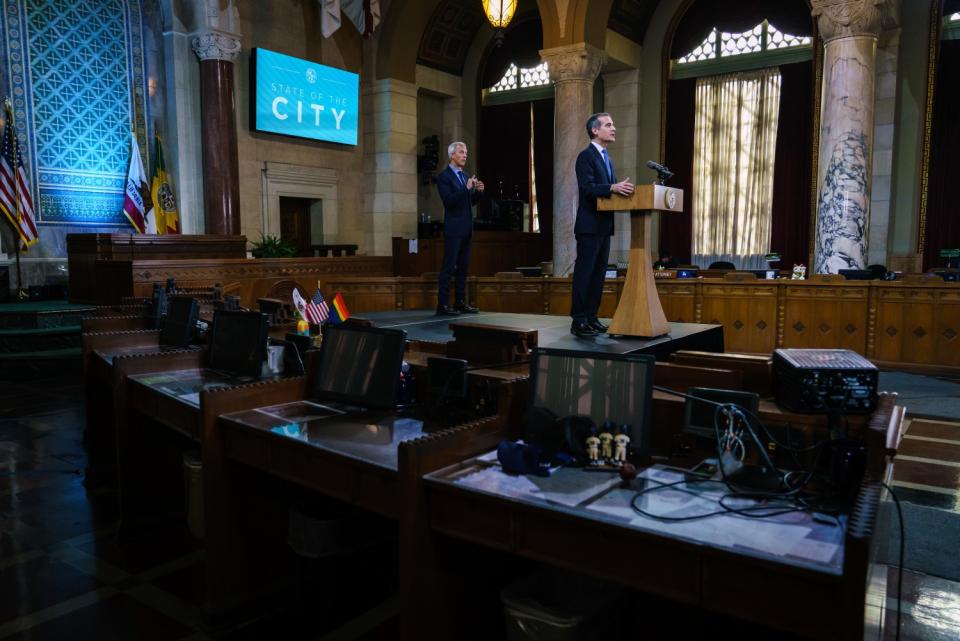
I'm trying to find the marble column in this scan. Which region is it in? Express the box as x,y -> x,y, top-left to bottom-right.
811,0 -> 896,273
192,30 -> 242,236
540,44 -> 606,276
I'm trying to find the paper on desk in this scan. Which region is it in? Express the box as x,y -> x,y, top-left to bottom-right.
408,239 -> 418,254
453,464 -> 620,508
585,467 -> 842,567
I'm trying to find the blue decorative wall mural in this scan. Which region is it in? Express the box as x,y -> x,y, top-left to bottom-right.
1,0 -> 149,226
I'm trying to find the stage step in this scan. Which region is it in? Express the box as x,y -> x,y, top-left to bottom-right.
0,300 -> 95,330
0,325 -> 82,354
0,301 -> 88,373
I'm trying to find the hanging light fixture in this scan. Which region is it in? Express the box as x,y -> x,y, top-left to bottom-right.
482,0 -> 517,46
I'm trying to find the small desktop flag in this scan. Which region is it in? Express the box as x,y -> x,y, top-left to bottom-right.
291,288 -> 308,322
304,288 -> 330,325
0,100 -> 39,249
330,292 -> 350,324
122,132 -> 148,234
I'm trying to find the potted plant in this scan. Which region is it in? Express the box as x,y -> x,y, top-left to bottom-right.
251,234 -> 296,258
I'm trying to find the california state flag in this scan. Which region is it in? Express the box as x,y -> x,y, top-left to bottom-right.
122,133 -> 148,233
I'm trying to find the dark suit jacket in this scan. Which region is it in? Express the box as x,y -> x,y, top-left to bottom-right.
575,144 -> 615,236
437,165 -> 482,238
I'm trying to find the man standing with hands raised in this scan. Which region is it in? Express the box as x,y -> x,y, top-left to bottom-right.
570,113 -> 634,337
436,141 -> 484,315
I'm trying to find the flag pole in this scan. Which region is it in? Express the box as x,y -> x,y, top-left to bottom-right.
3,99 -> 26,300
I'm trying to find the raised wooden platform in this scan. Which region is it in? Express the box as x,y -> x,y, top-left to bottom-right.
325,274 -> 960,371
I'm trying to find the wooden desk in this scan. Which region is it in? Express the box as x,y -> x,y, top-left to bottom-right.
81,330 -> 200,487
411,396 -> 902,640
210,401 -> 510,626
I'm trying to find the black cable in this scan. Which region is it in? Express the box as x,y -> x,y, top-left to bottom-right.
881,481 -> 904,641
629,474 -> 817,522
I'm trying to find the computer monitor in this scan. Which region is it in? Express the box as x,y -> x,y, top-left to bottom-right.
676,268 -> 698,279
751,269 -> 779,280
426,356 -> 469,400
208,310 -> 270,378
839,269 -> 875,281
160,296 -> 199,347
683,387 -> 760,440
150,285 -> 168,330
529,348 -> 655,453
309,324 -> 407,410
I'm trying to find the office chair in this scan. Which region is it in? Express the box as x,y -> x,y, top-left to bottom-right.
708,261 -> 736,270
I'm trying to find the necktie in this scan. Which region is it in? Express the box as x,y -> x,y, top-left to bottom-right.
457,171 -> 467,187
601,148 -> 614,182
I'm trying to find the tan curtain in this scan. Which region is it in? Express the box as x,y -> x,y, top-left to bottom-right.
692,67 -> 781,270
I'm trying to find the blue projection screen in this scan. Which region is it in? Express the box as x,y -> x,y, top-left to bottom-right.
252,48 -> 359,145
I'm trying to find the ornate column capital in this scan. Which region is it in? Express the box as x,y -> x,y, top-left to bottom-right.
811,0 -> 897,42
539,43 -> 606,84
192,30 -> 242,62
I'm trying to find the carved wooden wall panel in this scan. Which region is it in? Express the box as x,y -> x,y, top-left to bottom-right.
700,283 -> 778,353
874,285 -> 960,366
249,273 -> 960,370
474,278 -> 545,313
657,282 -> 699,324
116,257 -> 393,307
781,283 -> 869,353
322,278 -> 401,312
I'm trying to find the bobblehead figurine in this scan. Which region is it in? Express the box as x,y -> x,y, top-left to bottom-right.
599,422 -> 614,461
613,424 -> 631,464
585,427 -> 601,464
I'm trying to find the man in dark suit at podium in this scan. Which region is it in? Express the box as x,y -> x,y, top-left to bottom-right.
571,113 -> 634,337
436,141 -> 485,315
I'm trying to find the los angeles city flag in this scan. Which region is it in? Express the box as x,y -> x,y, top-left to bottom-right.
122,132 -> 148,233
149,133 -> 180,234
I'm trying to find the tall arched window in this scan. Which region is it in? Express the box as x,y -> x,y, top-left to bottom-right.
660,2 -> 815,271
0,0 -> 150,227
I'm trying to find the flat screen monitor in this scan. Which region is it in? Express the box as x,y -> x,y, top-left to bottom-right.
676,269 -> 698,279
250,48 -> 359,145
150,286 -> 168,330
426,356 -> 469,400
208,310 -> 269,379
309,325 -> 407,410
839,269 -> 875,281
160,296 -> 198,347
683,387 -> 760,440
530,348 -> 655,452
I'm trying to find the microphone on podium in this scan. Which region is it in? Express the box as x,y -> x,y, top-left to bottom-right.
645,160 -> 674,184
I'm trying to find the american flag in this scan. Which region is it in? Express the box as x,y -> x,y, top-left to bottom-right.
304,288 -> 330,325
0,102 -> 38,250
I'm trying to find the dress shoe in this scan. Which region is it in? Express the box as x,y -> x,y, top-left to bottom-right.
454,302 -> 479,314
570,321 -> 599,337
588,319 -> 608,333
436,304 -> 461,316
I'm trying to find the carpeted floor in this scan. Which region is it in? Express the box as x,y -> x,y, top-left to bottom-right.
879,371 -> 960,421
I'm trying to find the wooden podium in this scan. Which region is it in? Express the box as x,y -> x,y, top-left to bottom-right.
597,184 -> 683,337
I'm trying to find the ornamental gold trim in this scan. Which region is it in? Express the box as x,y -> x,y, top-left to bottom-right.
917,0 -> 943,256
